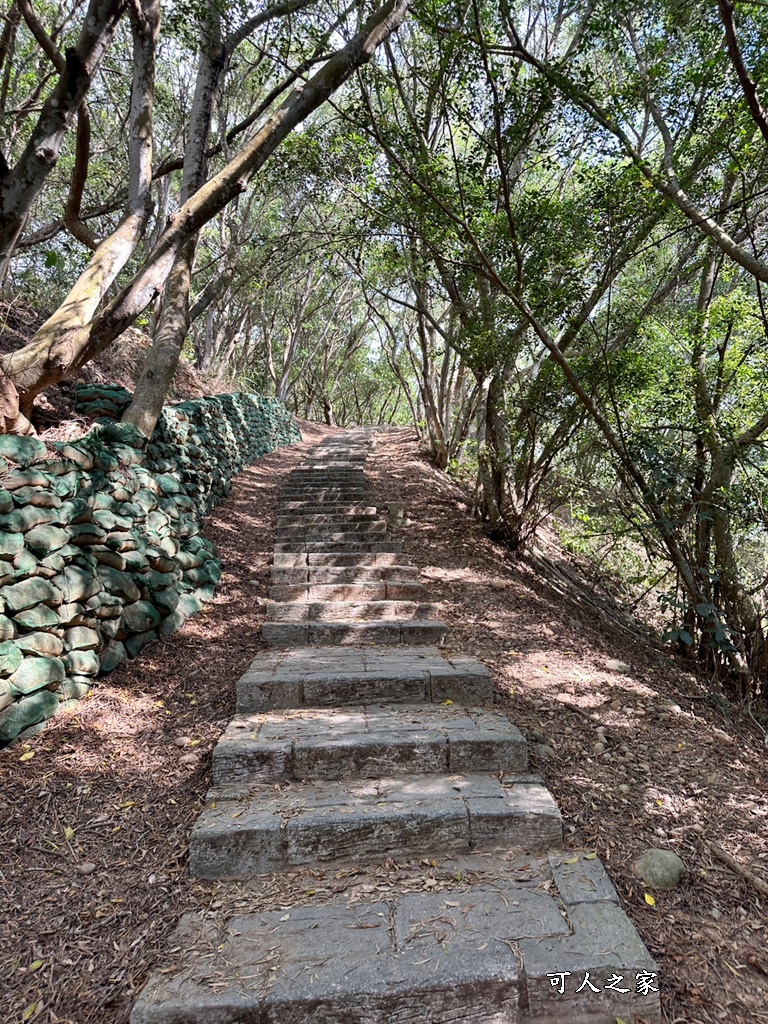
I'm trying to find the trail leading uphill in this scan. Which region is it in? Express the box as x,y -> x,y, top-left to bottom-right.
132,429 -> 659,1024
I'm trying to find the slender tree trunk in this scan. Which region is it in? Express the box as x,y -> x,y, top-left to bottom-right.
123,3 -> 224,436
0,0 -> 128,265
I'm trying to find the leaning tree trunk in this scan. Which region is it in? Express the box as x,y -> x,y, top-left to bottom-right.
0,0 -> 128,269
2,0 -> 414,436
0,0 -> 159,431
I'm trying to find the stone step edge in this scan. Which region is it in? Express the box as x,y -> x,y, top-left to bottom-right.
270,567 -> 421,583
188,775 -> 564,879
267,583 -> 426,602
265,599 -> 441,621
273,542 -> 404,553
236,647 -> 492,711
261,619 -> 449,646
273,552 -> 412,567
130,851 -> 660,1024
212,705 -> 528,784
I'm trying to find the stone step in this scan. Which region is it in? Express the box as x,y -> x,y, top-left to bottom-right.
282,477 -> 366,485
276,512 -> 380,526
189,773 -> 563,879
313,551 -> 409,566
290,460 -> 367,468
289,459 -> 367,466
271,565 -> 421,584
279,502 -> 378,513
273,540 -> 404,553
274,523 -> 388,540
237,647 -> 492,711
286,471 -> 366,480
266,599 -> 440,622
268,582 -> 426,603
131,852 -> 660,1024
280,491 -> 370,499
276,512 -> 384,525
279,493 -> 370,503
284,470 -> 366,478
212,704 -> 526,784
283,480 -> 367,490
274,532 -> 391,547
261,618 -> 448,646
272,551 -> 411,568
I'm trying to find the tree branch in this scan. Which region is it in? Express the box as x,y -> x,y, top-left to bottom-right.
718,0 -> 768,146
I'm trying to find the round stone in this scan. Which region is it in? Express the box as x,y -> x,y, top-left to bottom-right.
606,659 -> 631,673
633,848 -> 686,890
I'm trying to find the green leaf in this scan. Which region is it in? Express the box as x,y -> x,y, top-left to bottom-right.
695,603 -> 717,618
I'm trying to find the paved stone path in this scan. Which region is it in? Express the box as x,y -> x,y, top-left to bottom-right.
132,430 -> 660,1023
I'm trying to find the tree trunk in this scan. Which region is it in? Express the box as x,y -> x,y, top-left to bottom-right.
0,0 -> 128,265
0,0 -> 160,429
123,2 -> 224,435
2,0 -> 414,435
123,236 -> 195,436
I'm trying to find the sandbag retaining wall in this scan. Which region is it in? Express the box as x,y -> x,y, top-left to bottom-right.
0,388 -> 301,746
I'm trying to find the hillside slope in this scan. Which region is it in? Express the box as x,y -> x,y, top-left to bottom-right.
0,302 -> 232,439
0,426 -> 766,1024
367,428 -> 768,1024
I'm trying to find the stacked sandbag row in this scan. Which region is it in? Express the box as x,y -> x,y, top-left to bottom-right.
0,391 -> 301,746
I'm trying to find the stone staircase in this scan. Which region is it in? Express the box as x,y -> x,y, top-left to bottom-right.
132,429 -> 660,1024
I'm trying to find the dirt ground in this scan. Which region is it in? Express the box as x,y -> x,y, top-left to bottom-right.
366,428 -> 768,1024
2,425 -> 768,1024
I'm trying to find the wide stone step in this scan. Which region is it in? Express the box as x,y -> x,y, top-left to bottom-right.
282,472 -> 367,479
289,459 -> 367,466
281,482 -> 368,491
212,704 -> 527,784
132,852 -> 660,1024
273,540 -> 404,553
286,551 -> 410,568
272,551 -> 411,568
276,514 -> 384,526
266,599 -> 440,622
276,512 -> 381,526
279,502 -> 378,513
295,461 -> 367,468
261,618 -> 448,646
237,647 -> 492,711
283,481 -> 367,491
268,582 -> 426,602
286,472 -> 366,481
271,565 -> 421,584
274,523 -> 388,540
279,492 -> 370,502
189,773 -> 563,879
